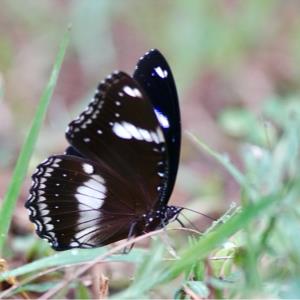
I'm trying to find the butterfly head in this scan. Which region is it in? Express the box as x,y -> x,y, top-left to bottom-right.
138,205 -> 182,233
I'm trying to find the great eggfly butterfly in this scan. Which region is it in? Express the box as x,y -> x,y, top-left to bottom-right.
26,49 -> 182,251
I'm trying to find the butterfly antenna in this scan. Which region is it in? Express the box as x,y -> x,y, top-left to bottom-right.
179,212 -> 201,232
177,206 -> 217,221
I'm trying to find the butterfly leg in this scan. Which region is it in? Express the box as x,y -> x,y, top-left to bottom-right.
175,217 -> 185,228
158,219 -> 178,258
122,221 -> 137,254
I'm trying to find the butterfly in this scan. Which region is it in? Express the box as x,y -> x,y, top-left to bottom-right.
25,49 -> 182,251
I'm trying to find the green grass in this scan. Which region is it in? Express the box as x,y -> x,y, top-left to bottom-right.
0,28 -> 70,253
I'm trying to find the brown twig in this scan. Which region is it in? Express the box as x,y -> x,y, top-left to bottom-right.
99,273 -> 109,299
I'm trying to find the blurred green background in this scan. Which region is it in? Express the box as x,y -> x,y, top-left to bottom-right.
1,0 -> 300,297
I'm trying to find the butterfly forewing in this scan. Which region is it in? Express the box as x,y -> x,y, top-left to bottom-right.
66,71 -> 169,207
133,49 -> 181,203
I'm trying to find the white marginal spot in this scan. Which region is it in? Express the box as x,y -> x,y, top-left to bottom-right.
33,223 -> 39,231
115,101 -> 121,106
43,217 -> 52,224
34,219 -> 43,230
37,203 -> 48,210
45,223 -> 54,230
123,86 -> 142,98
97,129 -> 102,134
46,230 -> 56,238
82,163 -> 94,174
29,207 -> 37,217
154,66 -> 168,78
84,137 -> 90,143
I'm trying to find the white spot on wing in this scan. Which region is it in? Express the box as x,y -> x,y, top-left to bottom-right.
154,109 -> 170,128
154,66 -> 168,78
77,210 -> 101,228
84,178 -> 106,194
123,122 -> 142,140
139,128 -> 152,142
112,122 -> 132,139
82,163 -> 94,174
123,86 -> 142,98
75,226 -> 99,242
77,186 -> 106,200
76,194 -> 104,209
156,127 -> 165,143
92,174 -> 105,184
112,121 -> 164,144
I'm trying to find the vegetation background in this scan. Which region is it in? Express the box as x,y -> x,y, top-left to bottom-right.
1,0 -> 300,298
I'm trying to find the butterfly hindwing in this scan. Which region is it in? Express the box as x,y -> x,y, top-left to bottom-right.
26,155 -> 142,250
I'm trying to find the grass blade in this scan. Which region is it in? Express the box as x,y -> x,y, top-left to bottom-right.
161,193 -> 280,282
187,131 -> 258,199
0,248 -> 146,282
0,28 -> 70,253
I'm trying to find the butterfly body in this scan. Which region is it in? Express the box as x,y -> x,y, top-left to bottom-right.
26,49 -> 181,251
